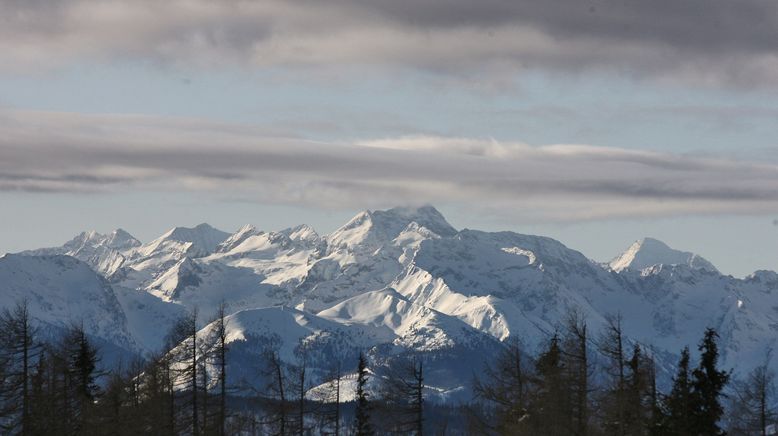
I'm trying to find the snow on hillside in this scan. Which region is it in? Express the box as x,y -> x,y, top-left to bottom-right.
205,228 -> 321,288
215,224 -> 261,253
7,205 -> 778,400
0,254 -> 138,352
131,223 -> 228,261
318,288 -> 493,351
326,205 -> 456,255
21,228 -> 140,275
609,237 -> 718,273
184,306 -> 379,391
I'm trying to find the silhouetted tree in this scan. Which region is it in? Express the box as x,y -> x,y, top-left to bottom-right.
664,347 -> 694,435
211,303 -> 229,436
728,354 -> 776,436
354,353 -> 374,436
598,314 -> 627,436
623,344 -> 652,435
168,308 -> 202,435
63,322 -> 101,431
473,339 -> 529,434
292,341 -> 310,435
528,333 -> 570,436
262,344 -> 289,436
690,328 -> 730,435
0,299 -> 39,435
381,356 -> 424,435
564,309 -> 590,436
318,362 -> 343,436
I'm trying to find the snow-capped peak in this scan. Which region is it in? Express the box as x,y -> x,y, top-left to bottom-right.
327,205 -> 457,252
163,223 -> 229,248
105,228 -> 142,250
62,228 -> 139,251
609,237 -> 718,273
280,224 -> 320,243
139,223 -> 230,259
217,224 -> 261,253
384,205 -> 457,237
18,228 -> 140,276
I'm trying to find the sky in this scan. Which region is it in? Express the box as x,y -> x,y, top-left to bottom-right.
2,0 -> 778,277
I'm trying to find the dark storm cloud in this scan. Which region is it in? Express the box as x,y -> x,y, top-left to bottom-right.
2,0 -> 777,86
2,109 -> 778,221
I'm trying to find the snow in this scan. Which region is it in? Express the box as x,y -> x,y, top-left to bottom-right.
20,228 -> 141,275
0,254 -> 138,352
609,237 -> 718,273
501,246 -> 537,264
216,224 -> 260,253
317,288 -> 486,350
131,223 -> 229,263
326,205 -> 456,254
7,205 -> 778,400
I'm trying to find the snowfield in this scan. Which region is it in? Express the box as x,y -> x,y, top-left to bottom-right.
5,205 -> 778,402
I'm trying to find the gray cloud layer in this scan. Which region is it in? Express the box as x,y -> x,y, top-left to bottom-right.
2,109 -> 777,222
2,0 -> 778,86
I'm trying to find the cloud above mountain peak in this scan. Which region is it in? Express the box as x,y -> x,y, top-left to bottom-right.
2,109 -> 778,222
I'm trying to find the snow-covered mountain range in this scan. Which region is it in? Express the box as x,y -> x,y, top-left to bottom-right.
5,206 -> 778,402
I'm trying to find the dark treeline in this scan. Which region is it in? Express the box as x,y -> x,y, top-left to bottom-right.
0,300 -> 234,436
471,310 -> 776,436
0,299 -> 776,435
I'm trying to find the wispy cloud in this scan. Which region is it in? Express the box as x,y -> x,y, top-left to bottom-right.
2,0 -> 778,87
2,109 -> 777,221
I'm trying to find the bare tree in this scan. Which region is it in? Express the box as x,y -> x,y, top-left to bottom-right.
563,309 -> 590,436
728,352 -> 777,436
597,313 -> 627,436
0,299 -> 39,435
215,303 -> 229,436
292,341 -> 310,436
262,344 -> 289,436
381,355 -> 425,435
168,308 -> 201,435
473,338 -> 529,434
317,362 -> 343,436
202,302 -> 230,436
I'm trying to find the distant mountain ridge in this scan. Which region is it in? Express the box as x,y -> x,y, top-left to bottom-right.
5,205 -> 778,402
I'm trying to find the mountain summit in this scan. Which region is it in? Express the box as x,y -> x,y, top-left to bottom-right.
10,205 -> 778,405
328,205 -> 457,252
135,223 -> 230,259
609,237 -> 718,273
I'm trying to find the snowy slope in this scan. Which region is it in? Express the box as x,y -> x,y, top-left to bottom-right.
191,295 -> 501,402
389,229 -> 618,349
0,254 -> 138,352
188,306 -> 376,390
327,205 -> 455,255
109,224 -> 235,302
10,205 -> 778,400
128,223 -> 229,267
295,208 -> 456,312
609,237 -> 718,273
318,288 -> 495,351
22,229 -> 140,275
205,227 -> 322,289
610,264 -> 778,374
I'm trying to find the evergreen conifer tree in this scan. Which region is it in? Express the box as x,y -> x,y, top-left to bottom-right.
354,353 -> 374,436
690,328 -> 730,436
